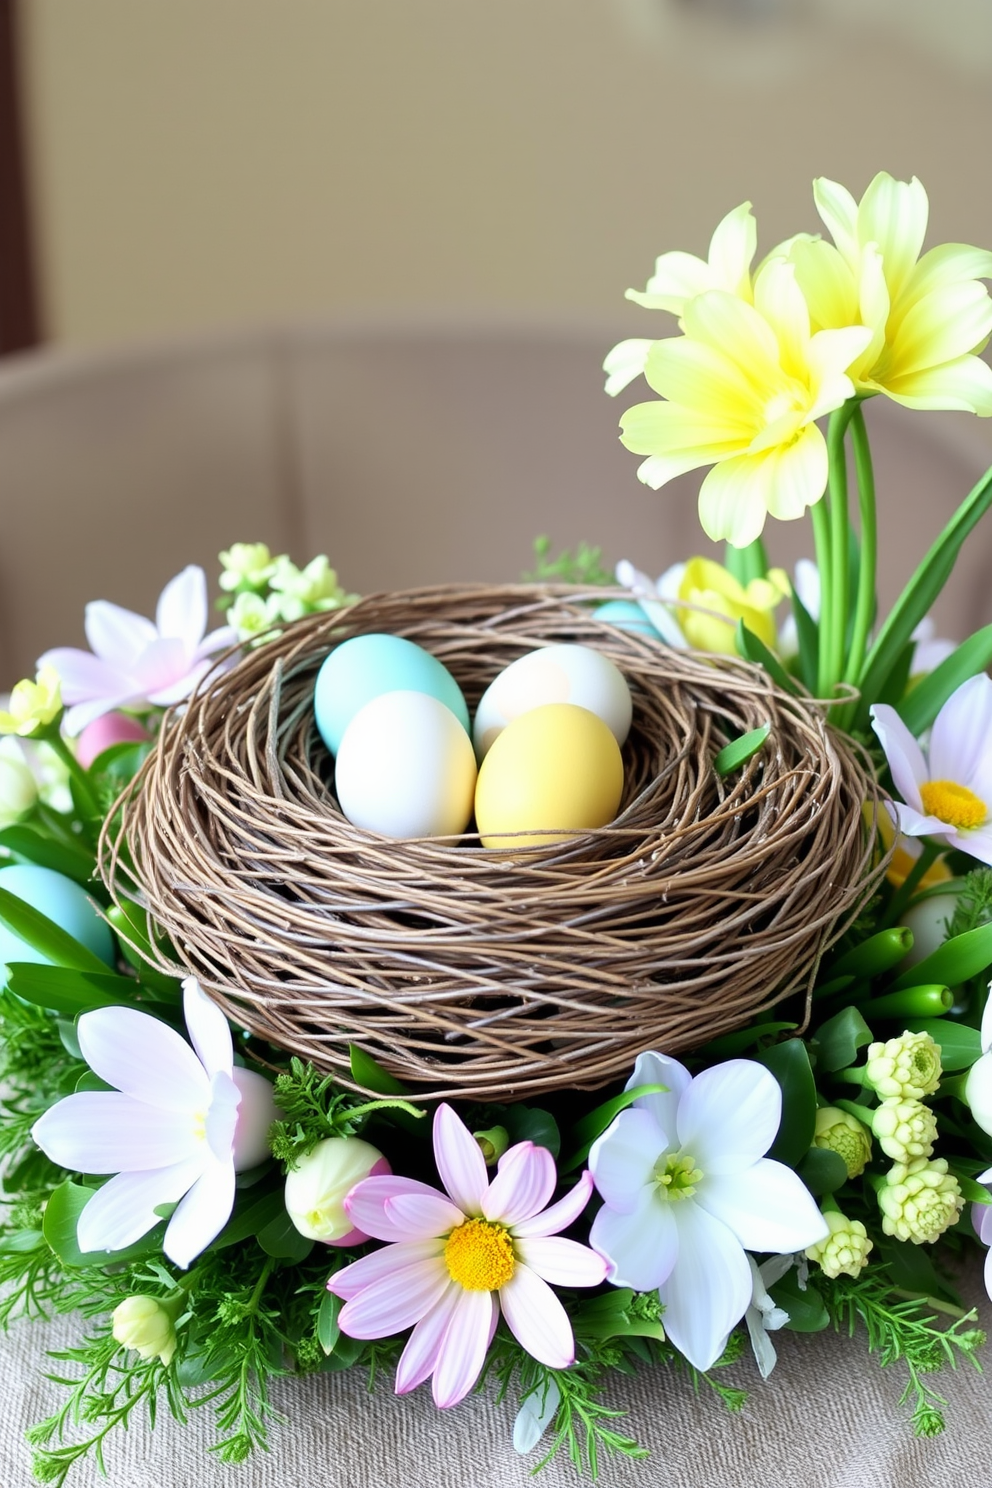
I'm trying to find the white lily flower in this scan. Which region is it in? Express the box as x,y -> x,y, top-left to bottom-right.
39,566 -> 236,736
964,983 -> 992,1148
31,978 -> 278,1269
870,673 -> 992,864
743,1253 -> 793,1380
588,1051 -> 827,1372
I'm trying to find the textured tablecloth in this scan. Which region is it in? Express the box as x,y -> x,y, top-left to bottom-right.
2,1256 -> 989,1488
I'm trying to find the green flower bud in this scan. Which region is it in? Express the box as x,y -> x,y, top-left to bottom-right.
813,1107 -> 872,1178
284,1136 -> 389,1243
877,1157 -> 963,1244
871,1097 -> 938,1163
218,542 -> 276,591
864,1031 -> 942,1100
473,1126 -> 510,1165
112,1295 -> 178,1366
805,1209 -> 873,1279
228,591 -> 281,642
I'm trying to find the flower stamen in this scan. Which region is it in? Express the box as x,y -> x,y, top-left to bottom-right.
654,1152 -> 703,1201
919,779 -> 986,831
444,1218 -> 516,1291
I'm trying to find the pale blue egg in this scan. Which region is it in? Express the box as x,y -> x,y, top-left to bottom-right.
0,864 -> 116,972
592,600 -> 661,639
314,634 -> 469,755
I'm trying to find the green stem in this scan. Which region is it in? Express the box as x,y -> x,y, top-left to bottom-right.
810,496 -> 833,697
343,1097 -> 426,1123
838,403 -> 877,727
826,404 -> 857,697
43,730 -> 101,821
883,841 -> 943,928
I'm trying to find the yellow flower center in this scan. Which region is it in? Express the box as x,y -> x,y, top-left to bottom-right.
654,1152 -> 703,1201
919,779 -> 987,831
444,1218 -> 516,1291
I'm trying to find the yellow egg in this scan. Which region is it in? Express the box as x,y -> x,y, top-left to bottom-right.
475,703 -> 624,849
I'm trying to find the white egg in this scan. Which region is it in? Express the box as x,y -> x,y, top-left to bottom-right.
473,644 -> 632,760
901,892 -> 962,968
335,691 -> 477,839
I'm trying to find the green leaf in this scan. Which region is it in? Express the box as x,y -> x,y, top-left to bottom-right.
724,537 -> 768,587
871,639 -> 915,709
735,621 -> 800,696
5,962 -> 149,1017
348,1044 -> 411,1096
713,724 -> 771,777
42,1179 -> 165,1268
789,585 -> 820,695
212,1186 -> 287,1250
696,1021 -> 797,1058
796,1146 -> 848,1196
320,1329 -> 367,1371
877,1238 -> 962,1306
755,1040 -> 817,1166
900,1019 -> 983,1071
0,826 -> 99,891
572,1290 -> 666,1342
256,1209 -> 314,1263
812,1006 -> 874,1073
953,1171 -> 992,1206
317,1290 -> 342,1355
769,1270 -> 829,1332
897,628 -> 992,737
560,1082 -> 668,1173
106,902 -> 182,997
0,885 -> 112,973
891,922 -> 992,991
501,1105 -> 560,1159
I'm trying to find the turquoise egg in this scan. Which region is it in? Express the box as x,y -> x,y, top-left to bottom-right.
0,864 -> 116,973
592,599 -> 661,639
314,634 -> 470,755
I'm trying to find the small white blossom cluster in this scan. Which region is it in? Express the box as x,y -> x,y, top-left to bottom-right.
219,544 -> 356,644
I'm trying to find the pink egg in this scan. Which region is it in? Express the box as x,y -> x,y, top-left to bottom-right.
76,713 -> 150,769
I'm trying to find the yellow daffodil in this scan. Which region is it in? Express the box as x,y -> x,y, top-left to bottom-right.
777,172 -> 992,413
617,260 -> 872,546
0,666 -> 62,737
605,201 -> 756,397
667,557 -> 789,656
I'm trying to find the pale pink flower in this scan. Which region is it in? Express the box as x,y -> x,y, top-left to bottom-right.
327,1104 -> 606,1408
39,566 -> 236,736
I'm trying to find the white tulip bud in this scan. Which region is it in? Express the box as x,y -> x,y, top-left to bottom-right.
284,1136 -> 390,1244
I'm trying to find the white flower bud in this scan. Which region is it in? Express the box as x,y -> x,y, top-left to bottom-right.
112,1295 -> 178,1366
0,751 -> 38,823
285,1136 -> 390,1244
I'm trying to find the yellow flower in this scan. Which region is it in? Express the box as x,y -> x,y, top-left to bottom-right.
0,666 -> 62,737
778,172 -> 992,413
617,260 -> 872,546
668,557 -> 789,655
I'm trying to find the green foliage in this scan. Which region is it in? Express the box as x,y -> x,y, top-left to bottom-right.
267,1057 -> 424,1167
523,537 -> 616,588
946,869 -> 992,939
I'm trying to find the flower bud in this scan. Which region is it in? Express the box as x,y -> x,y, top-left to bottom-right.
864,1031 -> 941,1100
231,1067 -> 281,1171
963,1050 -> 992,1137
813,1107 -> 872,1178
474,1126 -> 510,1165
877,1157 -> 963,1244
218,542 -> 276,591
805,1209 -> 873,1279
75,713 -> 149,770
871,1097 -> 938,1163
112,1295 -> 178,1366
285,1136 -> 390,1244
0,751 -> 38,824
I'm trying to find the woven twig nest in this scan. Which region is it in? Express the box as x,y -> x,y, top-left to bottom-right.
101,584 -> 886,1101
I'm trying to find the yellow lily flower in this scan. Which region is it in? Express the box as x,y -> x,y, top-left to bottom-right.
779,172 -> 992,413
669,557 -> 790,656
618,260 -> 872,546
0,666 -> 62,737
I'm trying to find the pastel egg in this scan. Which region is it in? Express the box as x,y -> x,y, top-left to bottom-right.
314,634 -> 469,756
474,703 -> 624,850
473,644 -> 632,761
592,599 -> 661,639
0,864 -> 116,972
335,691 -> 477,839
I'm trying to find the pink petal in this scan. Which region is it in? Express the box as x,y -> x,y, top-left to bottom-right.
512,1170 -> 596,1239
385,1191 -> 464,1239
431,1287 -> 497,1407
676,1060 -> 781,1173
182,978 -> 234,1079
195,624 -> 239,661
498,1263 -> 575,1369
395,1283 -> 464,1394
338,1256 -> 450,1338
164,1155 -> 236,1268
482,1142 -> 556,1226
345,1176 -> 454,1242
329,1239 -> 447,1302
83,601 -> 157,672
130,637 -> 191,696
658,1202 -> 753,1371
76,1156 -> 204,1253
699,1159 -> 828,1252
63,694 -> 142,737
147,658 -> 215,707
588,1107 -> 664,1213
434,1104 -> 488,1215
870,704 -> 928,812
37,646 -> 129,704
32,1092 -> 203,1172
77,1005 -> 209,1111
590,1184 -> 678,1290
156,566 -> 207,652
514,1236 -> 607,1288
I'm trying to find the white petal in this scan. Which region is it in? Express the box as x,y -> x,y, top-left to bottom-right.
337,1256 -> 451,1337
62,694 -> 141,737
513,1377 -> 561,1455
156,566 -> 208,651
512,1170 -> 595,1240
929,674 -> 992,792
130,638 -> 194,697
745,1304 -> 779,1380
432,1288 -> 496,1407
981,984 -> 992,1056
204,1071 -> 240,1162
394,1283 -> 463,1394
870,705 -> 928,812
658,1203 -> 753,1371
83,601 -> 157,671
589,1107 -> 664,1213
499,1264 -> 575,1369
37,646 -> 131,705
385,1191 -> 464,1239
76,1157 -> 204,1253
965,1051 -> 992,1135
330,1239 -> 447,1302
182,978 -> 234,1079
514,1236 -> 607,1288
676,1060 -> 780,1173
626,1050 -> 691,1148
77,1005 -> 209,1111
32,1092 -> 203,1172
589,1185 -> 677,1291
603,339 -> 653,397
194,624 -> 239,662
163,1157 -> 236,1268
433,1104 -> 488,1215
699,1160 -> 828,1252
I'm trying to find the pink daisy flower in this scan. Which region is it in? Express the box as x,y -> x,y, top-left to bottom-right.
327,1104 -> 606,1408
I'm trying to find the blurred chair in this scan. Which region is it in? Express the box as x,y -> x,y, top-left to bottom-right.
2,316 -> 992,686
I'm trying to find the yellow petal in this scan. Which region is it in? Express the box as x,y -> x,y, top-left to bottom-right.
804,326 -> 872,419
628,251 -> 712,313
857,172 -> 929,306
813,176 -> 860,269
619,401 -> 745,476
681,292 -> 783,390
707,201 -> 757,301
874,354 -> 992,414
645,337 -> 765,426
762,425 -> 829,522
888,279 -> 992,377
789,239 -> 860,332
753,260 -> 811,382
696,454 -> 775,545
603,339 -> 653,397
896,242 -> 992,316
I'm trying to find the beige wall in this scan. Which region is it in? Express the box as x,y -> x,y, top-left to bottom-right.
18,1 -> 992,348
